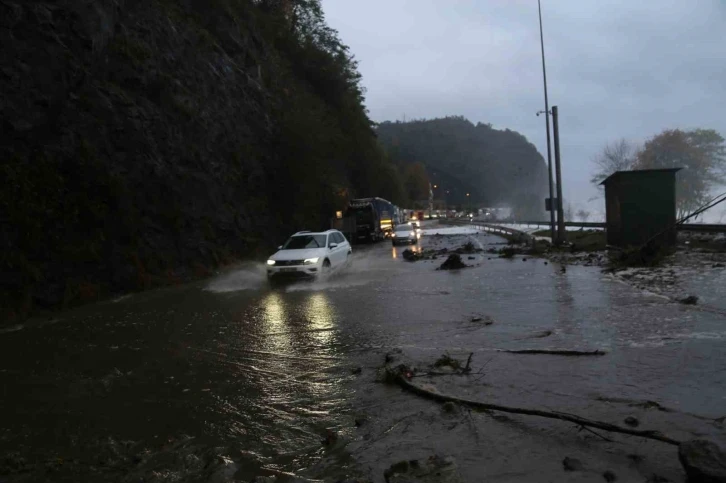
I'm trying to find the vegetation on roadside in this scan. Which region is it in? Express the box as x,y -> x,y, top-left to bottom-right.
532,230 -> 607,252
591,129 -> 726,218
609,245 -> 673,268
0,0 -> 404,320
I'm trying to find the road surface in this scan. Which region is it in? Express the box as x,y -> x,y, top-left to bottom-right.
1,229 -> 724,482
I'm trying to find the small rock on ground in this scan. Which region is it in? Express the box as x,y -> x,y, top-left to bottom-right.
384,455 -> 462,483
563,457 -> 584,472
624,416 -> 639,427
442,401 -> 458,414
678,439 -> 726,483
354,415 -> 368,427
603,470 -> 617,482
679,295 -> 699,305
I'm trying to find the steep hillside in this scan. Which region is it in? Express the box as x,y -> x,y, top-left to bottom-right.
377,117 -> 549,216
0,0 -> 400,319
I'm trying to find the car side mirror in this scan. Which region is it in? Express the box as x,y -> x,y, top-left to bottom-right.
329,243 -> 338,249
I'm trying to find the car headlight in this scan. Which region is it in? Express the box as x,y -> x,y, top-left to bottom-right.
392,233 -> 396,237
267,260 -> 276,266
410,232 -> 416,236
303,257 -> 319,265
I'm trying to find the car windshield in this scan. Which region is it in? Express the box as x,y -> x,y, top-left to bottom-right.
282,234 -> 327,249
395,225 -> 413,233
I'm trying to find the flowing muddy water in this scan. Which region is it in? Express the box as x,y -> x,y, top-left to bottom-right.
0,229 -> 724,481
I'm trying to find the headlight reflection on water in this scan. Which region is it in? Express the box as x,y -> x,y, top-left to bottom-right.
260,291 -> 338,353
304,292 -> 335,347
261,292 -> 289,353
258,291 -> 341,409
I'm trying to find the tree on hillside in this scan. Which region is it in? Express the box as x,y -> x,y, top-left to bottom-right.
374,155 -> 408,206
564,202 -> 574,222
590,139 -> 638,187
634,129 -> 725,217
576,209 -> 591,222
257,0 -> 407,225
403,163 -> 430,203
376,117 -> 548,215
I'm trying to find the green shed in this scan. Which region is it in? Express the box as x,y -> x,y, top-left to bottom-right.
600,168 -> 681,248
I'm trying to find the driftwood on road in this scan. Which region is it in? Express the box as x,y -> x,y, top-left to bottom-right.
499,349 -> 607,356
387,365 -> 680,446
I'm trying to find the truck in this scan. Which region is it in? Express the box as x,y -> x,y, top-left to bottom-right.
345,197 -> 396,242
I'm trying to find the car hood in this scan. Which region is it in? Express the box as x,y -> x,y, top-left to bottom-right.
269,248 -> 325,261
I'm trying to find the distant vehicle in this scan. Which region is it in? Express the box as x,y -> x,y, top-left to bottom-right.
267,230 -> 352,280
410,221 -> 421,234
391,224 -> 419,246
346,197 -> 396,242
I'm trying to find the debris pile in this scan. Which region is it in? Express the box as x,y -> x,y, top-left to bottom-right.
679,295 -> 699,305
401,249 -> 422,262
439,254 -> 467,270
678,439 -> 726,483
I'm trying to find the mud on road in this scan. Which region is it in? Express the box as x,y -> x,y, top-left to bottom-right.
1,229 -> 725,482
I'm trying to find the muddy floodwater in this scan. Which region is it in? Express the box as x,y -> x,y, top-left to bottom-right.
1,229 -> 725,482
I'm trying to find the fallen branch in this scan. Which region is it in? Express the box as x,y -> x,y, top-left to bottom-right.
499,349 -> 607,356
577,424 -> 614,443
411,371 -> 473,378
387,365 -> 680,446
463,352 -> 473,373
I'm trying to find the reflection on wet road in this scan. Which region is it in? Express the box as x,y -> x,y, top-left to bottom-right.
1,230 -> 724,481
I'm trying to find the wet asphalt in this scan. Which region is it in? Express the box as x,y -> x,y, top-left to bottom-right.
0,227 -> 725,482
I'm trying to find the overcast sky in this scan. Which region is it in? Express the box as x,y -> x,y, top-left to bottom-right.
321,0 -> 726,215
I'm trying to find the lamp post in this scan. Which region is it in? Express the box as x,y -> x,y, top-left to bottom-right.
538,0 -> 557,244
552,105 -> 565,241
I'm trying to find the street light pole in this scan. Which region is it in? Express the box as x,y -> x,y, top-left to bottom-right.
538,0 -> 557,244
552,105 -> 565,241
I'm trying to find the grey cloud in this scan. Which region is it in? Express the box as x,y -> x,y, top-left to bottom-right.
323,0 -> 726,214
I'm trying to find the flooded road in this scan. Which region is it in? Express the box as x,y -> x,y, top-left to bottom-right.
1,228 -> 725,482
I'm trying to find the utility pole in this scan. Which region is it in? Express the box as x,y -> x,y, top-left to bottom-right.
552,105 -> 565,242
538,0 -> 556,244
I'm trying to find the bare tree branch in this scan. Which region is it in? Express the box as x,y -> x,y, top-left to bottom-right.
590,139 -> 638,187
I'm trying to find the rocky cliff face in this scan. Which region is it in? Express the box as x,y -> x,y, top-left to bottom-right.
0,0 -> 332,318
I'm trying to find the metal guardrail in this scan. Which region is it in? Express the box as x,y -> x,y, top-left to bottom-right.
676,224 -> 726,233
497,221 -> 726,233
445,219 -> 535,240
514,221 -> 606,229
444,218 -> 726,239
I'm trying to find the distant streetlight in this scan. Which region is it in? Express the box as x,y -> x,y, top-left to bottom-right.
434,184 -> 438,189
538,0 -> 556,243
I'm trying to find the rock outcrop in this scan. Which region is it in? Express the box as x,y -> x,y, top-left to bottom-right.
0,0 -> 387,319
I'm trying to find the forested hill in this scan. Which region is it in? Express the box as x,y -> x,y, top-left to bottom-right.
377,117 -> 549,216
0,0 -> 403,319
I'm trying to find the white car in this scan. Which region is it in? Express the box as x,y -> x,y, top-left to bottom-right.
391,224 -> 419,246
267,230 -> 352,280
